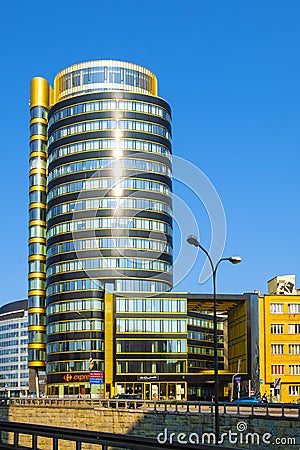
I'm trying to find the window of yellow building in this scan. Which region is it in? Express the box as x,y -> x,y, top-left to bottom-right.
288,304 -> 300,314
271,344 -> 284,354
289,344 -> 300,354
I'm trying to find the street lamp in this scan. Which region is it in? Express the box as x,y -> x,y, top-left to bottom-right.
187,235 -> 241,442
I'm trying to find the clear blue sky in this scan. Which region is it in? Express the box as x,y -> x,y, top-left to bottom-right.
1,0 -> 299,304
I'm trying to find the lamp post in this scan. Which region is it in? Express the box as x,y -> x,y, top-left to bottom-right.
187,235 -> 241,443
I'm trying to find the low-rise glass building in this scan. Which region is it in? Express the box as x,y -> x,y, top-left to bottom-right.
45,292 -> 258,400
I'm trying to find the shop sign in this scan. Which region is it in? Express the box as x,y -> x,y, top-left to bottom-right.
89,371 -> 104,384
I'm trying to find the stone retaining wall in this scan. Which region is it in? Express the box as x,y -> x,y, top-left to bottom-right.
0,405 -> 298,449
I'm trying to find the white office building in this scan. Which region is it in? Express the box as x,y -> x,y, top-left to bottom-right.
0,299 -> 29,397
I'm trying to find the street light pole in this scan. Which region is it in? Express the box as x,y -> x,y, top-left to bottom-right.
187,235 -> 241,443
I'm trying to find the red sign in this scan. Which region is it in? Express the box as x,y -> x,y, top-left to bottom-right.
274,378 -> 281,389
62,373 -> 90,382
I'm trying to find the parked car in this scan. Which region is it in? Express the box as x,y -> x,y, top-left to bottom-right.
0,397 -> 9,405
103,394 -> 143,408
232,396 -> 261,403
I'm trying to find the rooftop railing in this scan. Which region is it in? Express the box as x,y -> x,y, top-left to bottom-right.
4,398 -> 300,418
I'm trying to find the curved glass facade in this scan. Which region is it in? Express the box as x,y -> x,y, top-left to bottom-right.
54,60 -> 157,101
29,60 -> 172,394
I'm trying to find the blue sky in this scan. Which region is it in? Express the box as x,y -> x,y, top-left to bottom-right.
0,0 -> 299,304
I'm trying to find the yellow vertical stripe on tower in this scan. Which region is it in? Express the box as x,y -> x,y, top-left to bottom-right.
30,77 -> 53,109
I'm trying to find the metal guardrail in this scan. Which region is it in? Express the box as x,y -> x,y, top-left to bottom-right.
0,421 -> 244,450
6,398 -> 300,418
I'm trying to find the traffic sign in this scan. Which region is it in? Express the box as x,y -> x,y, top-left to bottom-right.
89,371 -> 104,384
89,371 -> 103,378
235,376 -> 242,383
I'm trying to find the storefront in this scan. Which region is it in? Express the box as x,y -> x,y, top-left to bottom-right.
115,381 -> 186,400
46,372 -> 105,398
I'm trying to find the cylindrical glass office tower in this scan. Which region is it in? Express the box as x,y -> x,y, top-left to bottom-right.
29,60 -> 172,394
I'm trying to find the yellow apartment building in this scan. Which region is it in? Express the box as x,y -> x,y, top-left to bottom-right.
259,275 -> 300,403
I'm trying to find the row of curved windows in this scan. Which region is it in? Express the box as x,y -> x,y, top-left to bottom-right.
0,323 -> 19,331
57,66 -> 153,95
48,157 -> 171,182
47,361 -> 104,373
28,313 -> 46,326
28,349 -> 46,361
116,298 -> 186,313
30,106 -> 48,120
115,279 -> 170,292
49,99 -> 171,126
47,319 -> 104,334
48,119 -> 171,144
29,242 -> 46,256
116,319 -> 186,333
47,237 -> 172,257
0,332 -> 18,339
47,197 -> 172,221
0,356 -> 19,363
47,257 -> 172,277
29,226 -> 46,238
28,295 -> 45,309
0,339 -> 19,347
188,317 -> 224,330
29,208 -> 46,222
188,331 -> 224,343
29,331 -> 46,343
47,278 -> 103,296
47,339 -> 104,354
116,339 -> 186,354
48,177 -> 171,200
48,138 -> 171,164
30,123 -> 47,136
47,299 -> 104,315
188,346 -> 224,356
116,360 -> 186,374
29,173 -> 46,187
0,348 -> 18,355
47,217 -> 172,239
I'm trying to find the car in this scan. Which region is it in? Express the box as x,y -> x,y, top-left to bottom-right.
232,396 -> 261,403
103,394 -> 143,408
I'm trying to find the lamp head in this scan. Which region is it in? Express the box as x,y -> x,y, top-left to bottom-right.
229,256 -> 242,265
187,235 -> 200,247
